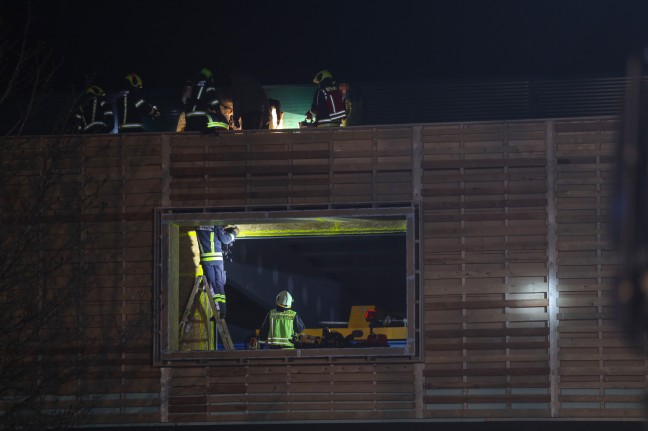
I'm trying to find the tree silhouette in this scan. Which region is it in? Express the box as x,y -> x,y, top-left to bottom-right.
0,4 -> 146,429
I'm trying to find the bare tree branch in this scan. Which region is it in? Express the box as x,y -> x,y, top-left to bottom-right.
0,4 -> 147,430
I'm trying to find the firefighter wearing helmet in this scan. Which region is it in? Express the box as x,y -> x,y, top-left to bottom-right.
304,69 -> 347,128
259,290 -> 305,349
114,72 -> 160,133
194,224 -> 239,320
72,84 -> 114,134
182,68 -> 227,133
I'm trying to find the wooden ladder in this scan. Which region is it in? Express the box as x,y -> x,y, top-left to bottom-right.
179,275 -> 234,350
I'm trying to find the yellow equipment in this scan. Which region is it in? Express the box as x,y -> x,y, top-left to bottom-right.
302,305 -> 406,341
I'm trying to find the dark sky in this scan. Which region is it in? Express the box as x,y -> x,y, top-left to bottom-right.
6,0 -> 648,91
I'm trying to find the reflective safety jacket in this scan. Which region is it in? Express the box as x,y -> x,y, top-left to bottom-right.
310,79 -> 347,126
206,110 -> 229,131
195,225 -> 236,264
260,307 -> 305,349
74,94 -> 114,133
115,89 -> 156,132
185,78 -> 219,122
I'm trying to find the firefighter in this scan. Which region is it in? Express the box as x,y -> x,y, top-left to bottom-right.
115,73 -> 160,133
259,290 -> 305,349
72,85 -> 114,134
184,68 -> 221,133
305,69 -> 347,128
195,225 -> 238,319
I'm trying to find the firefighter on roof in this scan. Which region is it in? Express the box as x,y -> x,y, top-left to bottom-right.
195,225 -> 238,319
73,85 -> 114,134
115,73 -> 160,133
183,68 -> 226,133
259,290 -> 305,349
305,69 -> 347,128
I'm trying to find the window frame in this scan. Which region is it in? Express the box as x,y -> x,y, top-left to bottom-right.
153,206 -> 421,365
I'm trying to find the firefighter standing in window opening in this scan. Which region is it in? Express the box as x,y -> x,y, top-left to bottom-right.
302,69 -> 347,128
73,84 -> 114,134
195,225 -> 238,319
115,73 -> 160,133
259,290 -> 305,349
183,68 -> 227,133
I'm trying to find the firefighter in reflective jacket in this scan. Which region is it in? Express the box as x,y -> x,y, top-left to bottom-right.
259,290 -> 305,349
183,68 -> 227,133
305,69 -> 347,127
73,85 -> 114,133
115,73 -> 160,133
195,225 -> 238,318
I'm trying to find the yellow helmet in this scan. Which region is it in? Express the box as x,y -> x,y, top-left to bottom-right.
276,290 -> 294,308
85,85 -> 105,96
199,68 -> 213,79
313,69 -> 333,85
125,72 -> 143,89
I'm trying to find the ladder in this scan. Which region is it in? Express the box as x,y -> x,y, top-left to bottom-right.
179,275 -> 234,350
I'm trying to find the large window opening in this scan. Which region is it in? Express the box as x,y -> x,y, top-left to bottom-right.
155,207 -> 418,361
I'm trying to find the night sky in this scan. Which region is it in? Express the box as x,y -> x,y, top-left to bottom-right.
6,0 -> 648,91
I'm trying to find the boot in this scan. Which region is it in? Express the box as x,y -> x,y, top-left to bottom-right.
217,301 -> 227,319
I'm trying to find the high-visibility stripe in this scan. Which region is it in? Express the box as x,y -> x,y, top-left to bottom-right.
267,337 -> 292,343
122,95 -> 128,125
201,255 -> 223,262
329,110 -> 346,120
91,98 -> 98,122
186,111 -> 207,117
84,121 -> 106,131
119,123 -> 143,129
207,121 -> 228,129
206,113 -> 228,129
201,252 -> 223,257
200,232 -> 223,261
135,99 -> 145,108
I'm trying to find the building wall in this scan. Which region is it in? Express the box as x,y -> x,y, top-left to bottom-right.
3,118 -> 645,426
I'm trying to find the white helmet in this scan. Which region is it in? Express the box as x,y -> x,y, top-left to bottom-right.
276,290 -> 293,308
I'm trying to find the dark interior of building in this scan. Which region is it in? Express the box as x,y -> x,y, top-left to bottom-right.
223,233 -> 407,343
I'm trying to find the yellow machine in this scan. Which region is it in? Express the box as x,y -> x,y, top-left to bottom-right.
302,305 -> 406,341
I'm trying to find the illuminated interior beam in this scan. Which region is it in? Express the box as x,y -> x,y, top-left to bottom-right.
232,218 -> 407,238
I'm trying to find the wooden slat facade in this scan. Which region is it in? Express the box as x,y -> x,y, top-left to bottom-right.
2,116 -> 646,427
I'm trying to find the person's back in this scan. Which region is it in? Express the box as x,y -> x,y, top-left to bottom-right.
115,73 -> 159,133
195,225 -> 238,319
184,68 -> 220,132
260,290 -> 305,349
74,85 -> 114,134
307,70 -> 347,128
